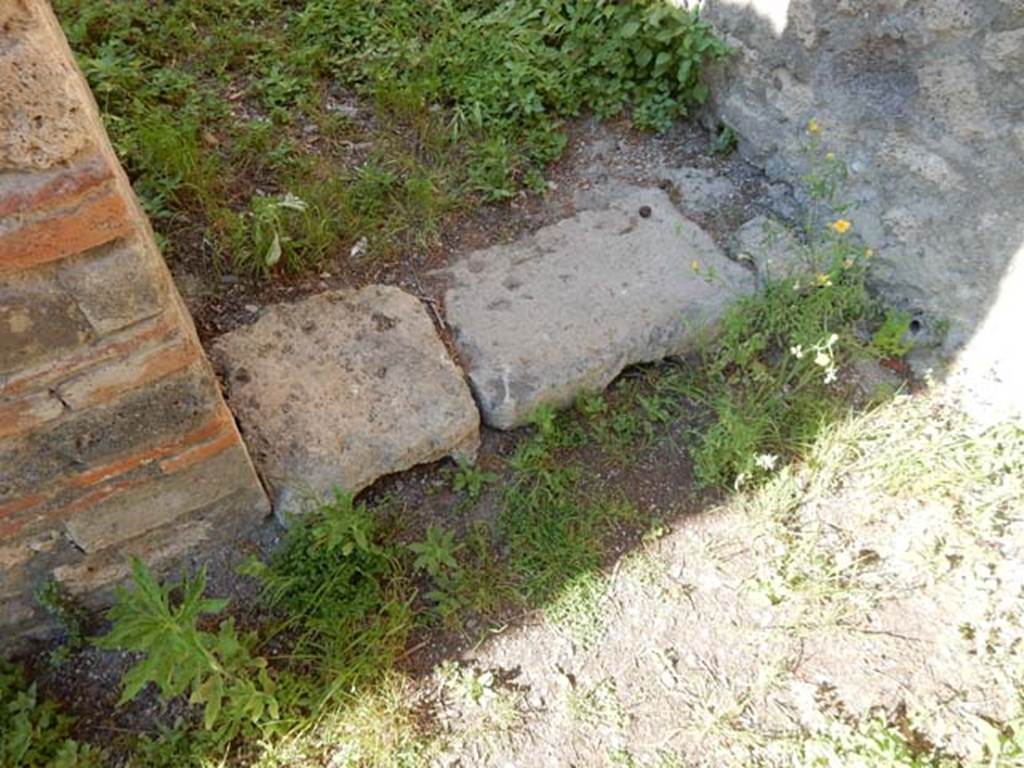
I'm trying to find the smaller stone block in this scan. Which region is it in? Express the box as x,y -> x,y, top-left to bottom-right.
0,183 -> 133,273
57,238 -> 165,336
0,270 -> 94,374
64,442 -> 265,553
441,188 -> 754,429
0,390 -> 65,440
212,286 -> 480,517
0,365 -> 229,506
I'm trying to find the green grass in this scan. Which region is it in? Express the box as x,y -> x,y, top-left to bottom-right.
55,0 -> 726,277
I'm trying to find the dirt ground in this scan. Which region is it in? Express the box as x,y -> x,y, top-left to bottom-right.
405,389 -> 1021,768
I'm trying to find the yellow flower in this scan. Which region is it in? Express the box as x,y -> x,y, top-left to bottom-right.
864,248 -> 874,258
691,260 -> 701,272
807,118 -> 821,134
843,258 -> 855,269
826,152 -> 835,161
830,219 -> 851,235
816,273 -> 833,287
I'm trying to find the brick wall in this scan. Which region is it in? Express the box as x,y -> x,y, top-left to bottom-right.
1,0 -> 269,644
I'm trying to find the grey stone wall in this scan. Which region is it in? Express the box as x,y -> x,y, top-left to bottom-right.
701,0 -> 1024,411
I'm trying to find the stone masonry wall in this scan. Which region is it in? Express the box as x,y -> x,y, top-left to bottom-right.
701,0 -> 1024,413
0,0 -> 269,644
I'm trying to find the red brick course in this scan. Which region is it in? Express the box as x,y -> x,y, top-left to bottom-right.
0,180 -> 133,274
0,401 -> 254,549
2,312 -> 178,397
0,151 -> 111,218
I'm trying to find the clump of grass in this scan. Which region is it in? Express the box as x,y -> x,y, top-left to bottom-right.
57,0 -> 726,277
245,492 -> 416,708
497,406 -> 640,636
791,713 -> 959,767
871,309 -> 915,359
84,492 -> 419,764
96,559 -> 279,740
566,677 -> 626,732
675,127 -> 911,490
544,571 -> 611,647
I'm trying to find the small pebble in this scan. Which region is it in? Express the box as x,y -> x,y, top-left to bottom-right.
350,236 -> 369,259
244,304 -> 259,313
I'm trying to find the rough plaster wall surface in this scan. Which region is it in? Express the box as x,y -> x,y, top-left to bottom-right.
702,0 -> 1024,415
0,0 -> 269,646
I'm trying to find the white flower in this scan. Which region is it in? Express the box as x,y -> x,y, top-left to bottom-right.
823,366 -> 838,385
814,351 -> 830,368
755,453 -> 779,471
790,344 -> 804,359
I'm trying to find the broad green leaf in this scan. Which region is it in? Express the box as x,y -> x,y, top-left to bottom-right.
676,59 -> 692,84
265,232 -> 282,267
620,20 -> 640,39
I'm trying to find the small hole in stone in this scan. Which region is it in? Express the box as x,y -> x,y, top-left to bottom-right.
639,205 -> 652,218
909,319 -> 923,334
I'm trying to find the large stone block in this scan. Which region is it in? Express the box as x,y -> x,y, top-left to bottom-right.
440,187 -> 753,429
212,286 -> 480,517
0,1 -> 90,170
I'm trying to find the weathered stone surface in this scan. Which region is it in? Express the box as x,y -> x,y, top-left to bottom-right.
53,336 -> 197,411
659,165 -> 738,213
441,187 -> 753,429
0,269 -> 95,374
0,1 -> 90,169
64,443 -> 265,553
54,514 -> 219,599
212,286 -> 480,516
733,215 -> 804,281
0,366 -> 225,505
0,390 -> 64,440
702,0 -> 1024,413
0,153 -> 113,218
57,239 -> 165,336
0,181 -> 133,273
